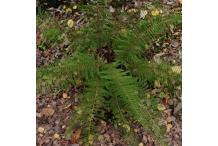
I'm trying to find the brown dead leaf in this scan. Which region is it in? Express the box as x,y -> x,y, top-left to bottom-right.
53,133 -> 61,140
63,92 -> 70,99
71,129 -> 81,143
38,127 -> 45,133
166,124 -> 173,133
41,107 -> 55,116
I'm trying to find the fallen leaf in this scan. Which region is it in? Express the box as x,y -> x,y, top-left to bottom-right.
65,8 -> 72,13
127,8 -> 138,13
64,104 -> 71,109
109,6 -> 115,13
63,92 -> 69,99
174,102 -> 182,115
67,19 -> 74,28
140,10 -> 148,19
139,142 -> 144,146
38,127 -> 44,133
154,80 -> 161,88
71,129 -> 81,143
73,5 -> 77,10
166,124 -> 173,132
134,128 -> 139,133
122,124 -> 130,132
41,107 -> 55,116
62,125 -> 66,129
151,9 -> 160,16
157,104 -> 166,111
171,66 -> 182,74
53,133 -> 61,140
179,0 -> 182,4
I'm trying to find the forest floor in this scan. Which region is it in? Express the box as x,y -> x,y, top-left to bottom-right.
36,1 -> 182,146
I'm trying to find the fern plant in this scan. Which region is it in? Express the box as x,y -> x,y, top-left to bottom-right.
37,1 -> 181,145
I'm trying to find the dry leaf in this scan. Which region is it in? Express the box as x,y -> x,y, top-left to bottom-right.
171,66 -> 182,74
122,124 -> 130,132
67,19 -> 74,28
166,124 -> 173,132
64,104 -> 71,109
65,8 -> 72,13
154,80 -> 161,88
53,133 -> 61,140
127,8 -> 138,13
139,142 -> 144,146
151,9 -> 160,16
63,92 -> 70,99
38,127 -> 44,133
71,129 -> 81,143
109,6 -> 115,13
157,104 -> 166,111
179,0 -> 182,4
140,10 -> 148,19
73,5 -> 77,10
41,107 -> 55,116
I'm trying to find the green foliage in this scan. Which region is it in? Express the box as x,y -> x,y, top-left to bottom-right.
102,64 -> 167,145
37,2 -> 181,145
37,52 -> 98,94
42,28 -> 61,44
72,3 -> 117,52
65,78 -> 107,144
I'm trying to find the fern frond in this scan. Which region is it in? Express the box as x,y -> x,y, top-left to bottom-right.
65,78 -> 107,145
137,14 -> 182,41
128,58 -> 181,91
37,52 -> 98,94
101,63 -> 168,145
113,13 -> 181,64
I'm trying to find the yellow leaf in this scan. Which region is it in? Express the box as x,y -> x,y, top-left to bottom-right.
157,104 -> 166,111
139,143 -> 144,146
122,124 -> 130,132
38,127 -> 45,133
151,9 -> 160,16
127,8 -> 138,13
179,0 -> 182,4
53,133 -> 61,140
171,66 -> 182,74
65,8 -> 72,13
166,124 -> 173,132
67,19 -> 74,28
73,5 -> 77,10
154,80 -> 161,88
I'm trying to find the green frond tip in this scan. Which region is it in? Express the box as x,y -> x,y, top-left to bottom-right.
36,52 -> 98,94
101,63 -> 168,146
65,78 -> 107,145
